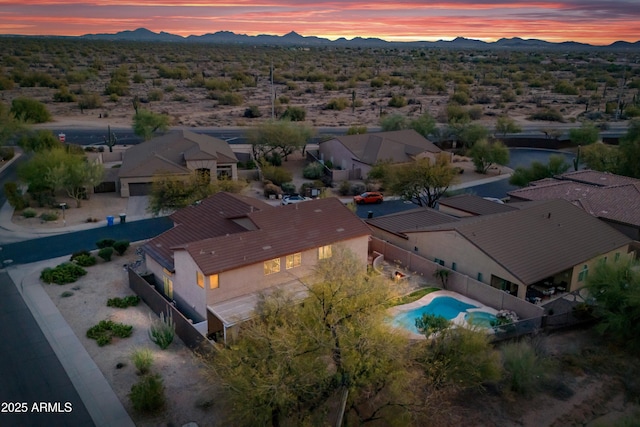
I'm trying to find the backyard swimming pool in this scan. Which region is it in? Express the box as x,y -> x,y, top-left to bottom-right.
390,291 -> 498,336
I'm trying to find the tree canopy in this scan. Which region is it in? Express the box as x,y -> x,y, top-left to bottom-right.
509,154 -> 571,187
467,139 -> 509,174
495,116 -> 522,136
10,97 -> 51,124
568,122 -> 599,146
385,154 -> 458,208
379,112 -> 438,139
132,108 -> 171,140
246,119 -> 314,162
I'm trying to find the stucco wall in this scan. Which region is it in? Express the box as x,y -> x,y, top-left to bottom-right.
319,139 -> 357,172
568,246 -> 631,292
173,250 -> 208,318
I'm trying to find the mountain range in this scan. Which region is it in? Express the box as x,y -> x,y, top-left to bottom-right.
17,27 -> 640,51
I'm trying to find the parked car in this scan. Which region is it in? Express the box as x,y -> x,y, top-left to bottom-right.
353,191 -> 383,204
281,194 -> 311,205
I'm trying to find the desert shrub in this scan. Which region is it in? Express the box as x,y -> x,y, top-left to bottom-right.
415,314 -> 451,336
171,94 -> 188,102
554,80 -> 579,95
60,291 -> 74,298
338,180 -> 351,196
131,348 -> 154,375
529,108 -> 564,122
214,91 -> 243,106
22,207 -> 37,218
388,94 -> 407,108
263,182 -> 283,198
113,240 -> 130,255
70,249 -> 91,261
350,183 -> 366,196
450,91 -> 470,105
147,89 -> 163,102
78,93 -> 102,110
280,182 -> 296,194
73,254 -> 97,267
0,75 -> 15,90
98,247 -> 114,262
500,340 -> 549,396
10,97 -> 51,123
39,211 -> 59,222
261,164 -> 292,186
265,152 -> 282,166
243,105 -> 262,118
303,162 -> 325,179
280,106 -> 306,121
370,77 -> 385,88
148,311 -> 176,350
40,263 -> 87,285
0,146 -> 15,161
96,238 -> 116,249
86,320 -> 133,346
323,81 -> 338,91
107,295 -> 140,308
326,97 -> 349,111
129,373 -> 165,413
446,104 -> 470,123
5,182 -> 28,210
53,87 -> 76,102
468,106 -> 484,120
278,95 -> 290,104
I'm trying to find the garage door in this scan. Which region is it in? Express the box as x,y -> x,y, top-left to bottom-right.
129,183 -> 153,196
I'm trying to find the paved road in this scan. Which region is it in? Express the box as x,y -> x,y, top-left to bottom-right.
0,271 -> 95,427
1,217 -> 173,266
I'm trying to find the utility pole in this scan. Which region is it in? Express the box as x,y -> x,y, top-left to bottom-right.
270,62 -> 275,119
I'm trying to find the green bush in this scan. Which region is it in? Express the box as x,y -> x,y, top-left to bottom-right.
113,240 -> 130,255
261,164 -> 292,186
107,295 -> 140,308
500,340 -> 548,396
147,89 -> 163,102
148,311 -> 176,350
280,182 -> 296,194
529,108 -> 564,122
74,254 -> 97,267
40,263 -> 87,285
22,207 -> 37,218
388,94 -> 407,108
98,247 -> 114,262
39,211 -> 58,222
415,313 -> 451,336
70,249 -> 91,261
326,97 -> 349,111
0,146 -> 15,161
129,373 -> 165,413
338,180 -> 351,196
243,105 -> 262,118
86,320 -> 133,346
10,97 -> 51,123
131,348 -> 154,375
78,93 -> 102,110
303,162 -> 324,179
96,238 -> 116,249
280,106 -> 306,121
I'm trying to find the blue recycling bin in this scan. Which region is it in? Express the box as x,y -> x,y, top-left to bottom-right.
106,215 -> 114,226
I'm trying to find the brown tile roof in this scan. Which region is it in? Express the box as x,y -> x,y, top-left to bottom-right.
183,197 -> 371,275
557,170 -> 640,187
143,192 -> 273,271
366,207 -> 459,237
438,194 -> 518,216
118,129 -> 238,179
508,180 -> 640,228
323,129 -> 441,165
410,199 -> 632,284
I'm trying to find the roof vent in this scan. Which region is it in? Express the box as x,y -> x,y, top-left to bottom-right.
336,227 -> 344,232
262,245 -> 272,250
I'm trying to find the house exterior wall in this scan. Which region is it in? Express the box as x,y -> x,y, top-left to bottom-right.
120,174 -> 189,197
319,139 -> 358,173
568,245 -> 631,292
172,250 -> 208,318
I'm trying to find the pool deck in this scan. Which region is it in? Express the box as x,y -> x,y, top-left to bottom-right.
388,290 -> 499,339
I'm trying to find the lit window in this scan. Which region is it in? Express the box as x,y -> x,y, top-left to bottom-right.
196,271 -> 204,288
286,253 -> 301,269
264,258 -> 281,275
319,245 -> 332,260
163,276 -> 173,299
209,274 -> 219,289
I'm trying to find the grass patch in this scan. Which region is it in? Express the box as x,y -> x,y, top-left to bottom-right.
389,287 -> 439,307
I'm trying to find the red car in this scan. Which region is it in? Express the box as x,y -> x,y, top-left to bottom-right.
353,191 -> 383,204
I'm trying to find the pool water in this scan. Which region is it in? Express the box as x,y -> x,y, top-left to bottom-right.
465,311 -> 498,328
392,296 -> 487,335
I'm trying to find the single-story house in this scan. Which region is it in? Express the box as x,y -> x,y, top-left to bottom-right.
142,192 -> 370,341
367,199 -> 633,300
118,130 -> 239,197
507,170 -> 640,240
318,129 -> 445,180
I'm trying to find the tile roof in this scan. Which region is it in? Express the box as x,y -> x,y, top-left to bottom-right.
508,176 -> 640,227
438,194 -> 518,216
182,197 -> 371,275
557,170 -> 640,187
366,207 -> 459,237
408,199 -> 632,284
143,192 -> 273,271
118,129 -> 238,179
322,129 -> 441,165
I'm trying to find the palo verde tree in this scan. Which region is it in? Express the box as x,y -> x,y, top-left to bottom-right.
132,108 -> 171,140
467,139 -> 510,174
207,247 -> 415,427
495,115 -> 522,137
586,259 -> 640,352
568,122 -> 599,146
9,97 -> 51,124
46,155 -> 104,208
509,154 -> 571,187
385,153 -> 458,208
246,119 -> 314,162
17,129 -> 62,153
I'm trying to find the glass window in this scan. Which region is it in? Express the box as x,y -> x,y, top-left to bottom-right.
318,245 -> 332,260
286,253 -> 301,269
578,265 -> 588,282
163,276 -> 173,299
477,272 -> 483,282
196,271 -> 204,288
264,258 -> 281,275
451,262 -> 457,271
209,274 -> 219,289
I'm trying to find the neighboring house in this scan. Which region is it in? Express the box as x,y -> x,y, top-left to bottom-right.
367,199 -> 633,300
142,192 -> 370,341
438,193 -> 518,217
318,129 -> 444,180
507,170 -> 640,240
118,130 -> 239,197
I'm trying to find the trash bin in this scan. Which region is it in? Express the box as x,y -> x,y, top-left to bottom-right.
106,215 -> 114,226
367,211 -> 374,219
119,213 -> 126,224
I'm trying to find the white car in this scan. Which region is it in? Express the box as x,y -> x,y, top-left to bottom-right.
281,195 -> 311,205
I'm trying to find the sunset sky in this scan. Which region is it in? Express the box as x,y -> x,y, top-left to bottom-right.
1,1 -> 639,45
